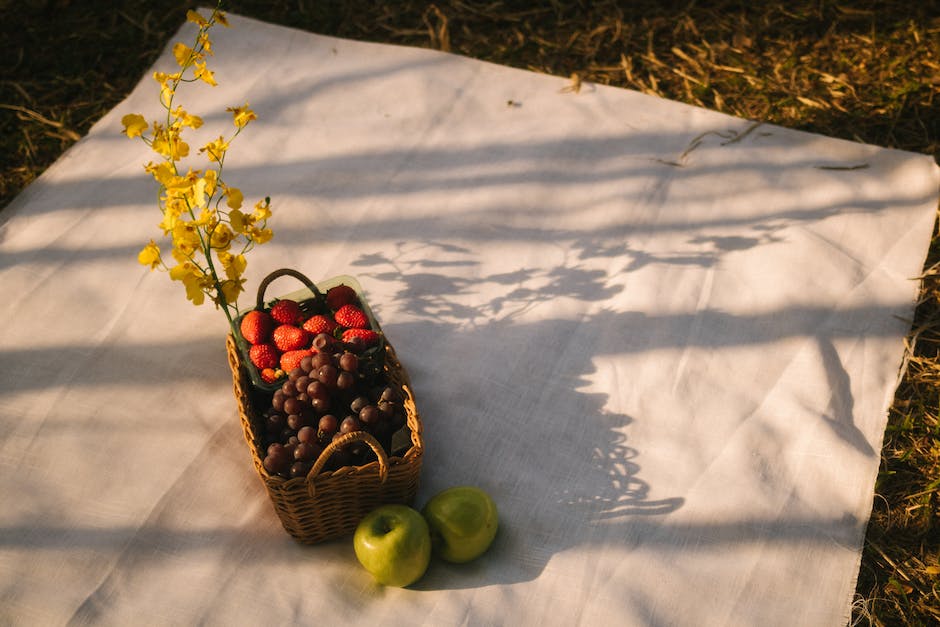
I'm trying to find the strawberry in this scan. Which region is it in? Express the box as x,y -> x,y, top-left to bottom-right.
302,314 -> 338,336
341,328 -> 381,349
334,303 -> 369,329
272,324 -> 309,352
239,310 -> 273,345
326,284 -> 358,310
269,299 -> 303,325
280,349 -> 313,373
249,343 -> 279,370
260,367 -> 283,383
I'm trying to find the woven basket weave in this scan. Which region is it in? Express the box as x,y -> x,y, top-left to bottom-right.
225,273 -> 424,544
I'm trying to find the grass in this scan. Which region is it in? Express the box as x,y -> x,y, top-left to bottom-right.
3,1 -> 939,623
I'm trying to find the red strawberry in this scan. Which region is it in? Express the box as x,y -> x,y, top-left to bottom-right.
334,304 -> 369,329
260,367 -> 283,383
239,310 -> 273,345
326,284 -> 358,310
341,328 -> 380,349
249,343 -> 279,369
302,314 -> 338,336
272,324 -> 309,352
269,299 -> 303,325
280,349 -> 313,373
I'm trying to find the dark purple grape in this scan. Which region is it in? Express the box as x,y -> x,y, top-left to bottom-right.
283,397 -> 303,416
272,390 -> 286,411
380,386 -> 401,403
340,416 -> 361,434
312,333 -> 334,352
377,400 -> 395,417
318,414 -> 338,436
350,396 -> 370,414
281,380 -> 296,396
359,404 -> 380,426
290,461 -> 311,478
336,371 -> 355,391
318,364 -> 338,387
288,367 -> 304,382
311,352 -> 333,370
339,352 -> 359,373
300,355 -> 314,372
294,375 -> 311,394
294,441 -> 318,461
311,396 -> 331,413
287,413 -> 308,430
307,380 -> 329,401
297,425 -> 317,443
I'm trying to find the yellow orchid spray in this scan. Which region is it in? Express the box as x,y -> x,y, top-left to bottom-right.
122,5 -> 272,333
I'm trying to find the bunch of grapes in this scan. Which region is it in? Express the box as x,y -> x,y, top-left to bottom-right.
259,332 -> 408,479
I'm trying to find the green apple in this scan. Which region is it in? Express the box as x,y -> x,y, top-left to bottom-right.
353,504 -> 431,587
422,486 -> 498,563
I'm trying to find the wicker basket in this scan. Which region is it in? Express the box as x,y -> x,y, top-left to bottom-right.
226,270 -> 424,544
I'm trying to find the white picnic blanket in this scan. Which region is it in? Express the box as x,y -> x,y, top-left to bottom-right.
1,12 -> 938,626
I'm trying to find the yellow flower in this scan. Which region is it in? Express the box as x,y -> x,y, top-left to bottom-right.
229,208 -> 248,234
172,106 -> 203,129
145,161 -> 176,187
169,261 -> 208,306
218,251 -> 247,280
225,186 -> 243,209
249,225 -> 274,244
151,124 -> 189,161
210,222 -> 235,250
215,11 -> 230,27
173,42 -> 197,67
121,113 -> 148,139
193,61 -> 217,86
252,198 -> 272,221
137,240 -> 162,270
198,32 -> 213,55
227,104 -> 256,128
200,136 -> 228,162
186,9 -> 208,27
219,278 -> 245,304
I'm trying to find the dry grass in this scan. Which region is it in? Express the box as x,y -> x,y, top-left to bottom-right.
2,1 -> 939,623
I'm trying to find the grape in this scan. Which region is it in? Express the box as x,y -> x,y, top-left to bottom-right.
283,397 -> 303,416
300,354 -> 314,372
380,386 -> 401,403
294,375 -> 311,394
318,364 -> 338,388
290,461 -> 311,478
297,425 -> 317,443
311,395 -> 331,413
272,390 -> 286,412
307,380 -> 329,402
340,415 -> 361,434
339,352 -> 359,373
294,441 -> 318,461
265,413 -> 286,437
288,367 -> 304,382
359,404 -> 380,426
336,371 -> 355,391
281,380 -> 296,396
318,414 -> 338,436
287,413 -> 308,430
377,399 -> 395,418
311,352 -> 333,370
313,333 -> 334,352
350,396 -> 370,414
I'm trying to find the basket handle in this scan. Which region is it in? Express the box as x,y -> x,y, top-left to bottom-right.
306,430 -> 389,497
254,268 -> 324,311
